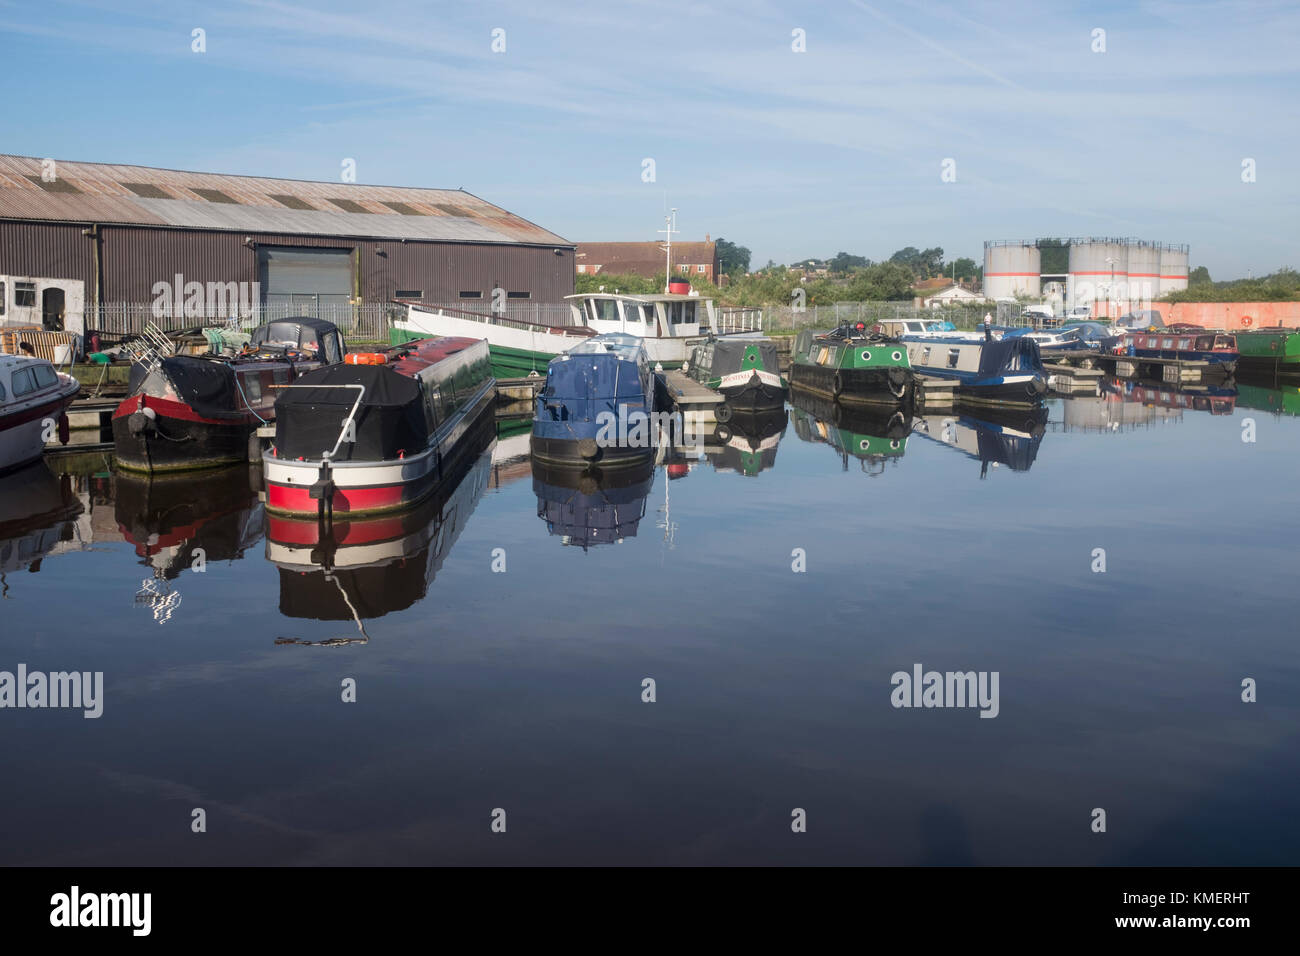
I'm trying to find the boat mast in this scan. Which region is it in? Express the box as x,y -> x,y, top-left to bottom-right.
658,208 -> 678,295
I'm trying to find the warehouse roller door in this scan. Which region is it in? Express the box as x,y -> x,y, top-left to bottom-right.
259,247 -> 353,323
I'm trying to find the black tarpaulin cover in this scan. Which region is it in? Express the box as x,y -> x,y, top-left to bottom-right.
155,357 -> 241,419
709,339 -> 780,376
274,364 -> 429,461
977,336 -> 1042,378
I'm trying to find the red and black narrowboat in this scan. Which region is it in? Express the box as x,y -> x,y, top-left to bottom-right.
263,336 -> 494,517
1123,330 -> 1238,372
111,317 -> 346,473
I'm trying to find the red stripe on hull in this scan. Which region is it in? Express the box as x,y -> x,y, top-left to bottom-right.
112,394 -> 256,427
266,481 -> 413,516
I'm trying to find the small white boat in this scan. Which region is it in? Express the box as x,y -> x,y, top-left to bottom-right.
0,353 -> 80,473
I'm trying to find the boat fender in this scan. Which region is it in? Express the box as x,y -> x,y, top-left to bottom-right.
578,438 -> 600,460
127,408 -> 156,437
832,372 -> 843,397
716,403 -> 733,423
345,352 -> 388,366
57,413 -> 70,446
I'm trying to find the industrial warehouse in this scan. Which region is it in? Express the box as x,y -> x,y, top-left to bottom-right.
983,237 -> 1189,317
0,153 -> 575,340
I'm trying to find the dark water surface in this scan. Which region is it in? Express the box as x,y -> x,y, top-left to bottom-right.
2,383 -> 1297,865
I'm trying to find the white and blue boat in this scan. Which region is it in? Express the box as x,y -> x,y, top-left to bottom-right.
901,334 -> 1047,407
530,333 -> 658,468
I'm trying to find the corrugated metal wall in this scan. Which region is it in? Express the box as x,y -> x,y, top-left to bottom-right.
1,220 -> 574,304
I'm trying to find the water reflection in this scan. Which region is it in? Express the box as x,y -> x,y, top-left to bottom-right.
268,438 -> 494,642
911,406 -> 1048,476
789,388 -> 910,475
1100,376 -> 1236,416
1233,380 -> 1300,417
532,458 -> 655,549
703,408 -> 788,478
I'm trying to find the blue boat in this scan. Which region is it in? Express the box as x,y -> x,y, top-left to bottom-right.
530,333 -> 658,467
901,334 -> 1048,407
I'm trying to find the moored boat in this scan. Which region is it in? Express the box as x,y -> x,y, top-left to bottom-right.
263,336 -> 495,517
1232,329 -> 1300,377
902,334 -> 1047,407
111,317 -> 346,473
530,332 -> 658,468
1123,330 -> 1238,372
0,353 -> 80,474
685,337 -> 786,413
393,302 -> 596,378
788,325 -> 915,406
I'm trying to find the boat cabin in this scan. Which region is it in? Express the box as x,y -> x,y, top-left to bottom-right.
566,293 -> 716,339
250,317 -> 346,363
1126,332 -> 1237,355
877,318 -> 956,338
0,353 -> 65,408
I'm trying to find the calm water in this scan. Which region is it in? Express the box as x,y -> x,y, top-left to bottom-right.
2,381 -> 1298,866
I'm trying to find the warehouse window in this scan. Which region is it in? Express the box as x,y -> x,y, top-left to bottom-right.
395,290 -> 423,299
14,282 -> 36,307
459,291 -> 482,299
381,201 -> 425,216
507,291 -> 531,299
25,175 -> 80,194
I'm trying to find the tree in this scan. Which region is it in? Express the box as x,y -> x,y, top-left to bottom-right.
1037,238 -> 1069,275
715,238 -> 751,276
949,257 -> 979,281
1188,265 -> 1211,286
889,246 -> 944,278
829,252 -> 871,274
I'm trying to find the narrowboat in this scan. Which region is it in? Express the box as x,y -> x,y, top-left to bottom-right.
1004,322 -> 1121,356
1124,330 -> 1238,372
789,387 -> 911,474
788,326 -> 916,406
705,408 -> 787,478
530,333 -> 658,468
531,457 -> 655,550
263,336 -> 494,518
902,334 -> 1047,407
685,337 -> 787,414
393,302 -> 597,377
912,407 -> 1047,476
1233,329 -> 1300,377
112,317 -> 346,473
269,434 -> 493,637
0,353 -> 80,474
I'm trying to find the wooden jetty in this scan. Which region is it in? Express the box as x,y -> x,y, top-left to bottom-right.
914,375 -> 956,409
1044,362 -> 1104,394
1054,351 -> 1227,385
659,369 -> 723,424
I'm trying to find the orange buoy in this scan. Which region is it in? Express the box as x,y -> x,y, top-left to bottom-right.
345,352 -> 389,365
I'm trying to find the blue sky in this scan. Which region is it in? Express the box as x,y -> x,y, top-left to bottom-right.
2,0 -> 1296,277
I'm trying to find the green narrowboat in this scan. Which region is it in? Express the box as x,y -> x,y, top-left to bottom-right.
685,337 -> 787,413
789,326 -> 915,406
1234,330 -> 1300,377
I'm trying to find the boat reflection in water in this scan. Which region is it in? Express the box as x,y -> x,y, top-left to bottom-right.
113,464 -> 265,623
0,460 -> 86,593
1233,380 -> 1300,418
789,387 -> 911,476
267,432 -> 494,645
532,457 -> 655,550
705,408 -> 788,478
1101,376 -> 1236,416
912,406 -> 1048,477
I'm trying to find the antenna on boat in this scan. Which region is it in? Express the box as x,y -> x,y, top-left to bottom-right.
658,208 -> 678,294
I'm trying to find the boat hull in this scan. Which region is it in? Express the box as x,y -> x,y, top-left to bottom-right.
0,381 -> 79,474
788,362 -> 914,406
111,396 -> 256,473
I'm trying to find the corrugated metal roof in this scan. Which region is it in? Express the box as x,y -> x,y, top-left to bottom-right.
0,154 -> 570,246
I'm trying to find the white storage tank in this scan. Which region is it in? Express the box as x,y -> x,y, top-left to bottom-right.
1068,240 -> 1128,319
1125,242 -> 1163,311
983,241 -> 1041,300
1160,245 -> 1189,296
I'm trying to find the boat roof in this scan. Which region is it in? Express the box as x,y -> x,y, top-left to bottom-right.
566,332 -> 647,360
0,353 -> 52,371
565,292 -> 713,303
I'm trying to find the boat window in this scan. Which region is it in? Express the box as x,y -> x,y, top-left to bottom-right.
947,348 -> 960,368
10,367 -> 38,396
683,302 -> 696,324
14,282 -> 35,308
0,381 -> 4,400
1161,338 -> 1173,349
621,303 -> 644,324
1216,335 -> 1234,349
322,332 -> 342,365
32,364 -> 57,388
594,299 -> 620,322
922,347 -> 932,364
